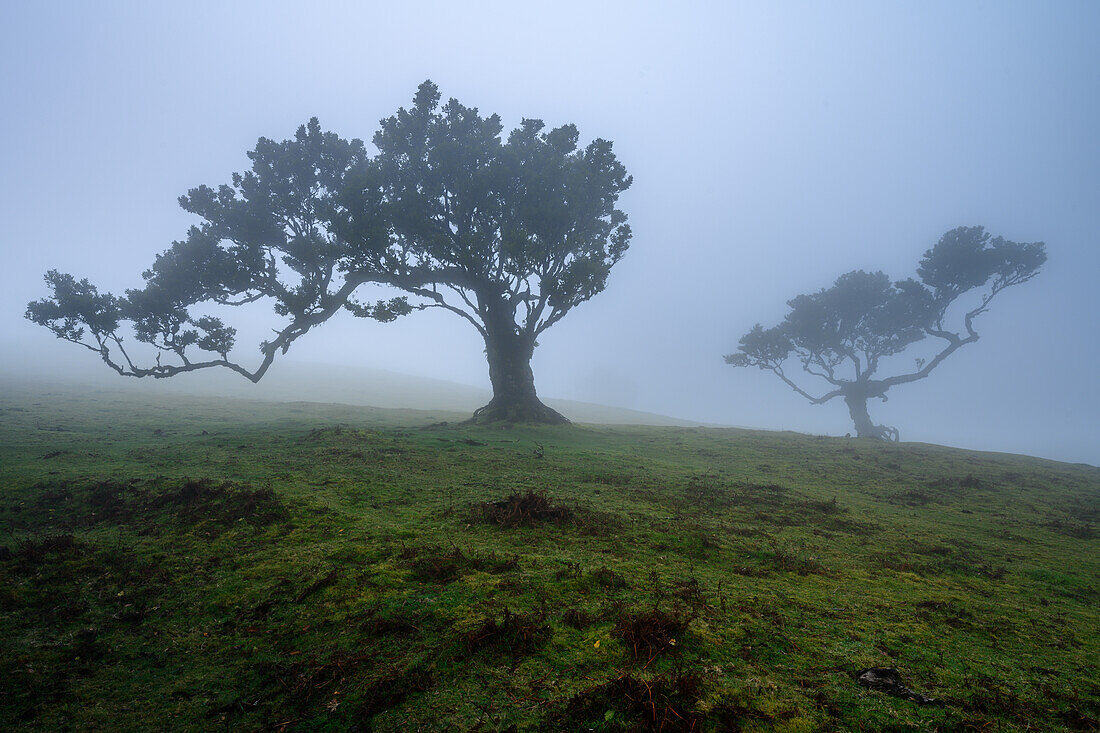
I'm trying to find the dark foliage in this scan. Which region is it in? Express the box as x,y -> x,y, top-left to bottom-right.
472,489 -> 576,527
398,543 -> 520,583
14,533 -> 83,565
614,606 -> 694,662
154,478 -> 288,526
560,607 -> 594,629
23,477 -> 287,534
257,651 -> 433,725
465,607 -> 551,659
557,668 -> 705,732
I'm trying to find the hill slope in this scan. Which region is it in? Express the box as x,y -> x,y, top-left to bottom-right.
0,360 -> 709,427
0,383 -> 1097,731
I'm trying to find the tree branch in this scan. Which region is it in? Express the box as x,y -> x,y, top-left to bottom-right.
407,285 -> 488,338
768,364 -> 844,405
880,330 -> 975,388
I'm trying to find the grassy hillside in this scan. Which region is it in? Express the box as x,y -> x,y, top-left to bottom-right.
1,382 -> 1097,731
0,360 -> 709,427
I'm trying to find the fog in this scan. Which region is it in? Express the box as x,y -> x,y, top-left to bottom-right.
2,1 -> 1097,464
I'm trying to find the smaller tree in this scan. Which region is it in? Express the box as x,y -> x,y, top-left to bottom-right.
725,226 -> 1046,440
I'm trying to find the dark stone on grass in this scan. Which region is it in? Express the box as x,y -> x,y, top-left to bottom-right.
856,667 -> 940,705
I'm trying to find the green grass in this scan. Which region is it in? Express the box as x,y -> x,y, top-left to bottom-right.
1,382 -> 1097,731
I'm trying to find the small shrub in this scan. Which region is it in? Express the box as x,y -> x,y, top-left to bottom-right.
558,668 -> 704,731
765,540 -> 829,576
560,608 -> 593,629
155,478 -> 287,526
1044,516 -> 1095,540
399,544 -> 519,583
554,561 -> 583,581
672,577 -> 711,612
589,566 -> 630,590
614,607 -> 693,661
15,533 -> 83,565
465,608 -> 551,658
471,489 -> 575,527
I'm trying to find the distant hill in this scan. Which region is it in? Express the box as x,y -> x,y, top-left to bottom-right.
0,359 -> 709,427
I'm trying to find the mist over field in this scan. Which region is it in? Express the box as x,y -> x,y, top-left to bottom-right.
2,1 -> 1098,462
3,5 -> 1100,729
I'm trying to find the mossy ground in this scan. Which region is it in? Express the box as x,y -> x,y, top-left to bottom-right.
1,383 -> 1097,731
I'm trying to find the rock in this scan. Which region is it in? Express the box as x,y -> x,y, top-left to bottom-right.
856,667 -> 940,705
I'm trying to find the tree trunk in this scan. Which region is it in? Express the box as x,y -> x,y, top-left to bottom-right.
843,390 -> 898,441
470,328 -> 568,424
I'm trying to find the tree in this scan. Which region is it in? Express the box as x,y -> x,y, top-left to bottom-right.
26,81 -> 633,424
725,227 -> 1046,440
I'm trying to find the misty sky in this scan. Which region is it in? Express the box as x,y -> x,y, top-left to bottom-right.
2,1 -> 1098,464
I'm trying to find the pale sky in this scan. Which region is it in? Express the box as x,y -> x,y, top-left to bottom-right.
2,1 -> 1098,463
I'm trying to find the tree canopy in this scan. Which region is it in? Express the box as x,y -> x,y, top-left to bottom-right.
726,226 -> 1046,439
26,81 -> 632,423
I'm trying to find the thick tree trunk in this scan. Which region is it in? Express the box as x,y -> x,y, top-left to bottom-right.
469,328 -> 568,424
843,390 -> 898,441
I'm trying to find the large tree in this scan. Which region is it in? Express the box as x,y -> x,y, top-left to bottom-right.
26,81 -> 632,424
725,227 -> 1046,440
